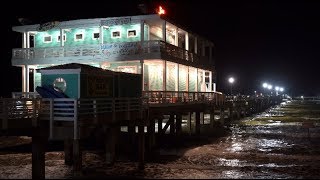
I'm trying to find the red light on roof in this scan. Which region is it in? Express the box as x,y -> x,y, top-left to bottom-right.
158,6 -> 165,15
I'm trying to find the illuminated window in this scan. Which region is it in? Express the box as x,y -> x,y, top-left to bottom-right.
127,29 -> 137,38
57,34 -> 66,42
111,31 -> 121,38
93,32 -> 100,39
75,33 -> 84,41
53,77 -> 67,92
43,35 -> 52,43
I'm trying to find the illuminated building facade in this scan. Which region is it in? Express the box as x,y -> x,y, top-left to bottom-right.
11,14 -> 216,96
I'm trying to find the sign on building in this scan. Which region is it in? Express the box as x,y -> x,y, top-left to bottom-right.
100,18 -> 131,26
37,21 -> 60,31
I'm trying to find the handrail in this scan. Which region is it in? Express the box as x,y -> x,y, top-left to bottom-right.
12,40 -> 212,65
142,91 -> 225,106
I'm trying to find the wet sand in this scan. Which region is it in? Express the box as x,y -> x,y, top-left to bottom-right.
0,100 -> 320,179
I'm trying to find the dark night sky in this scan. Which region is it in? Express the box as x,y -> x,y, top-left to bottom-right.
2,0 -> 320,97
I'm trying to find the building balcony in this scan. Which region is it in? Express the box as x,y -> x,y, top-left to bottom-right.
12,40 -> 213,69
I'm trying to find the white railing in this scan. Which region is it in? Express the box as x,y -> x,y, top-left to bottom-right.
142,91 -> 225,106
12,92 -> 41,98
0,98 -> 39,129
12,41 -> 161,60
0,97 -> 143,139
12,40 -> 211,65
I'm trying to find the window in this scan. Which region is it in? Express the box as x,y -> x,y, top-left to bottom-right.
53,77 -> 67,92
57,34 -> 66,42
93,32 -> 100,39
75,33 -> 84,41
111,31 -> 121,38
43,35 -> 52,43
127,29 -> 137,38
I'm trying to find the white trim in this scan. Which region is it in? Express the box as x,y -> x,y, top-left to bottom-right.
74,32 -> 84,41
111,30 -> 121,38
92,32 -> 100,40
57,34 -> 66,42
43,35 -> 52,43
127,29 -> 137,38
38,69 -> 81,74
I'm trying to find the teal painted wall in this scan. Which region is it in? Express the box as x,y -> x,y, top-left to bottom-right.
35,29 -> 61,48
35,24 -> 149,48
41,74 -> 79,98
103,24 -> 148,43
64,28 -> 100,46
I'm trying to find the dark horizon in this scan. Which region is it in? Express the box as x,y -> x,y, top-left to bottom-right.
2,0 -> 320,97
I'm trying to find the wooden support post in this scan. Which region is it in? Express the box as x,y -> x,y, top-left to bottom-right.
220,108 -> 225,125
158,118 -> 163,135
128,123 -> 135,160
147,118 -> 155,150
73,139 -> 82,176
186,112 -> 192,135
176,114 -> 182,136
169,114 -> 175,135
138,124 -> 145,170
64,139 -> 73,165
210,108 -> 215,128
105,126 -> 117,165
195,112 -> 200,135
200,112 -> 204,124
32,127 -> 46,179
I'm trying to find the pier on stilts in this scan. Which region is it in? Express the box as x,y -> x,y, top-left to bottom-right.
0,91 -> 282,178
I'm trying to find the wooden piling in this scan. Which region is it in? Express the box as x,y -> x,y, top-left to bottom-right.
32,127 -> 46,179
176,114 -> 182,136
195,112 -> 200,135
73,139 -> 82,176
64,139 -> 73,165
169,114 -> 175,135
138,124 -> 145,170
105,126 -> 116,165
158,118 -> 163,135
186,112 -> 192,135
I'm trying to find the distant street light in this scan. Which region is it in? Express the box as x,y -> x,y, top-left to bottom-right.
267,85 -> 272,90
228,77 -> 235,95
279,87 -> 284,92
275,86 -> 279,95
262,83 -> 268,88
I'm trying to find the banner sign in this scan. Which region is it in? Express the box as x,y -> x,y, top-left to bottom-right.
100,42 -> 143,57
100,18 -> 131,26
37,21 -> 60,31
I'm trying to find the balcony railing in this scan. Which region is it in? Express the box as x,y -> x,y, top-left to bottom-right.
12,40 -> 209,65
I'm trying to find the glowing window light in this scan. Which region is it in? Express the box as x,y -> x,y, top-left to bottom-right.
158,6 -> 165,15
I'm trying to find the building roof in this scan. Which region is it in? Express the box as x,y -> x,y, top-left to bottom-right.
37,63 -> 138,76
12,14 -> 213,45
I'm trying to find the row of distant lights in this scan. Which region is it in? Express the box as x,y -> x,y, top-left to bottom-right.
262,83 -> 284,92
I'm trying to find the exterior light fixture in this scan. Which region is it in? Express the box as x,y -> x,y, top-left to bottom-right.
228,77 -> 235,95
158,6 -> 165,15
